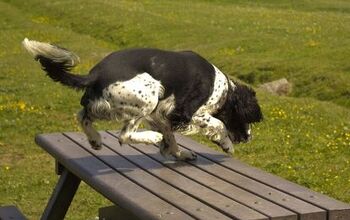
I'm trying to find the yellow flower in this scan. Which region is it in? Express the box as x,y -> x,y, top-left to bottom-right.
18,101 -> 26,111
5,166 -> 10,170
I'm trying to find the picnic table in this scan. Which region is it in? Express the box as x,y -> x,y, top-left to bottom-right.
35,130 -> 350,220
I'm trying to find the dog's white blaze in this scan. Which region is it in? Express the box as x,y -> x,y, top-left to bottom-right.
247,127 -> 251,135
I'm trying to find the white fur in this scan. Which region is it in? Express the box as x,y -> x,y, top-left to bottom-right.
88,73 -> 163,121
126,131 -> 163,144
22,38 -> 80,66
87,73 -> 166,145
177,65 -> 234,152
196,65 -> 229,115
180,65 -> 229,137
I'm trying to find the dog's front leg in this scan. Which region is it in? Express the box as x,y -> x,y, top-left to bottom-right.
192,114 -> 234,153
77,109 -> 102,150
148,118 -> 197,161
119,118 -> 163,145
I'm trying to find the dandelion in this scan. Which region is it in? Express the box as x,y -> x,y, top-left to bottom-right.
5,166 -> 10,171
18,101 -> 26,111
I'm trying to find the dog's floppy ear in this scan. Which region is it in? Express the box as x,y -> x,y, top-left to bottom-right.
229,82 -> 263,123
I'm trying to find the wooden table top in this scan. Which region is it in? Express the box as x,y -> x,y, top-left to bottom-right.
35,131 -> 350,220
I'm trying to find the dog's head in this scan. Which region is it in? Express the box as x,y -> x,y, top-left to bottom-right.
214,81 -> 263,145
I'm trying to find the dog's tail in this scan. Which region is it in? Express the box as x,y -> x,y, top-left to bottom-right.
22,38 -> 96,90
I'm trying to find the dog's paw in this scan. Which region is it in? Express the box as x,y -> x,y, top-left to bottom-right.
218,136 -> 234,154
89,139 -> 102,150
223,145 -> 234,154
175,150 -> 197,161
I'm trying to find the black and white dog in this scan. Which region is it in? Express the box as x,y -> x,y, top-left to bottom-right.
23,38 -> 263,160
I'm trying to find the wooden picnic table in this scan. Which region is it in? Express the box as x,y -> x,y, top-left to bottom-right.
35,130 -> 350,220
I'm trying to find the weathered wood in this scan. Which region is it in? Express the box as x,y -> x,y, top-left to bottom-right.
99,205 -> 140,220
108,131 -> 325,220
107,134 -> 297,220
64,132 -> 233,220
35,131 -> 350,220
0,206 -> 27,220
41,168 -> 81,220
35,133 -> 191,220
174,133 -> 350,220
101,131 -> 268,220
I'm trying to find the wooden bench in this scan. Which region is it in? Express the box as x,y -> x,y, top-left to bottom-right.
35,130 -> 350,220
0,205 -> 27,220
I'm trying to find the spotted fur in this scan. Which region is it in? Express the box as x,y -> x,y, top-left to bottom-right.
23,38 -> 263,160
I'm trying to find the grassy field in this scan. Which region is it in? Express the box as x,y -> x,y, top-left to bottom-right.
0,0 -> 349,219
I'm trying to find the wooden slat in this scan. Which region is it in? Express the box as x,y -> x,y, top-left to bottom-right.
112,135 -> 297,220
84,131 -> 269,220
64,132 -> 233,220
0,206 -> 27,220
174,133 -> 350,220
99,205 -> 139,220
108,131 -> 324,220
35,133 -> 192,220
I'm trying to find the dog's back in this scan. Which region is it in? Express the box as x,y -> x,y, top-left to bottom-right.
86,48 -> 217,128
89,48 -> 215,95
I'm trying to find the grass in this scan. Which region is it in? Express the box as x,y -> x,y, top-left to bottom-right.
0,0 -> 349,219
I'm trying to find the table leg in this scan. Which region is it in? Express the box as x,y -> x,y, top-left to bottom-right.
41,168 -> 81,220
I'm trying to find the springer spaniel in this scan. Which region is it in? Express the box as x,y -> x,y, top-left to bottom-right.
23,38 -> 263,161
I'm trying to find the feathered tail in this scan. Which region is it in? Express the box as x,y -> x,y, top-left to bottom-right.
22,38 -> 96,90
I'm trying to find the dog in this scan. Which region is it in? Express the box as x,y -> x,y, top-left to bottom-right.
23,38 -> 263,161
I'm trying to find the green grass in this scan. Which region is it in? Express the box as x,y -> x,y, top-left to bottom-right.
0,0 -> 349,219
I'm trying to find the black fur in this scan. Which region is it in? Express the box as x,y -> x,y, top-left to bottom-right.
81,48 -> 215,128
214,82 -> 263,143
37,55 -> 96,90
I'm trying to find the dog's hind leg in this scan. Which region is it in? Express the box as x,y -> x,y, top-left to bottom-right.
119,118 -> 163,145
77,109 -> 102,150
